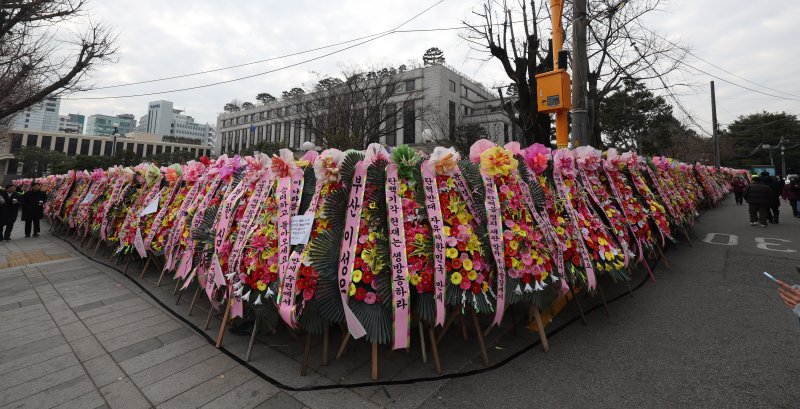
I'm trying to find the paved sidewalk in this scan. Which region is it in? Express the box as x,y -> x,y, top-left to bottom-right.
0,222 -> 302,408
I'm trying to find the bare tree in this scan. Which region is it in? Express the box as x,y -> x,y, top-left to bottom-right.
461,0 -> 553,146
0,0 -> 118,124
285,65 -> 424,150
585,0 -> 691,147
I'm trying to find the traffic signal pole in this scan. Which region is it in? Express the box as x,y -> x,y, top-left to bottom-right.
536,0 -> 571,148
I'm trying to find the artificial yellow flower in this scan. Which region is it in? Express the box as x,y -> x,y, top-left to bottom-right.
443,226 -> 451,237
556,226 -> 565,235
508,240 -> 519,251
409,274 -> 421,285
352,269 -> 363,283
450,272 -> 463,285
446,178 -> 455,189
456,210 -> 472,225
480,147 -> 518,176
604,251 -> 614,261
557,217 -> 565,225
269,264 -> 278,273
261,251 -> 269,260
462,258 -> 473,271
598,237 -> 608,246
361,248 -> 376,268
446,247 -> 458,259
349,283 -> 356,296
256,281 -> 267,291
467,270 -> 477,281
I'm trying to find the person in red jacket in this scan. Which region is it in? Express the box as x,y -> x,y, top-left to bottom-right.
731,176 -> 746,205
782,176 -> 799,217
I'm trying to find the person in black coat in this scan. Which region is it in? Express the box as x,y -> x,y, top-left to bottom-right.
1,185 -> 22,240
744,176 -> 775,227
21,182 -> 46,237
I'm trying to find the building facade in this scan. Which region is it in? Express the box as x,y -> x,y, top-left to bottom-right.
11,96 -> 61,131
215,64 -> 517,156
0,129 -> 213,180
136,100 -> 215,145
84,114 -> 137,136
58,114 -> 85,134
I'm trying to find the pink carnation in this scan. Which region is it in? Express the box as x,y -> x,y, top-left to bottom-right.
522,143 -> 551,174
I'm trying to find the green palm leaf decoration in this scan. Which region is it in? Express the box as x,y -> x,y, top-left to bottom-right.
297,166 -> 317,215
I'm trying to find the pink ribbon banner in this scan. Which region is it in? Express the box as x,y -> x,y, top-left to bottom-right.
482,175 -> 506,327
554,172 -> 597,290
145,178 -> 183,251
229,174 -> 272,276
335,160 -> 368,339
420,161 -> 446,327
276,176 -> 292,284
385,164 -> 410,349
451,167 -> 480,223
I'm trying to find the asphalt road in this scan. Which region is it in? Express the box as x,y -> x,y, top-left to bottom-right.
419,197 -> 800,409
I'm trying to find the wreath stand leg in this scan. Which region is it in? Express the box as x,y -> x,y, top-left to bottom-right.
371,341 -> 379,381
245,320 -> 259,362
156,264 -> 169,287
122,257 -> 132,276
656,245 -> 670,268
204,298 -> 217,330
93,238 -> 103,254
435,309 -> 461,345
139,257 -> 152,279
624,280 -> 634,297
427,322 -> 442,374
335,332 -> 350,360
595,286 -> 610,316
187,285 -> 202,316
215,298 -> 232,348
460,315 -> 469,341
569,284 -> 587,325
300,333 -> 313,376
682,229 -> 692,247
417,320 -> 427,364
470,308 -> 490,367
322,327 -> 330,366
531,306 -> 549,352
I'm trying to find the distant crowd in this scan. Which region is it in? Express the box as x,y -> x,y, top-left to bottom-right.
0,182 -> 47,240
736,171 -> 800,226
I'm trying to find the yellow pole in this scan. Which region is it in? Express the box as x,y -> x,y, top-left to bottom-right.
550,0 -> 569,148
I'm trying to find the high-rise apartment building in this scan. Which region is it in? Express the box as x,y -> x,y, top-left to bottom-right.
11,96 -> 61,131
136,100 -> 215,145
84,114 -> 137,136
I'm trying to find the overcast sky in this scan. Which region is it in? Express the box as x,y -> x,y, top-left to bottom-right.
59,0 -> 800,134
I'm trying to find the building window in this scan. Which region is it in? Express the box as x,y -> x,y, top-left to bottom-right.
116,142 -> 124,155
55,137 -> 65,152
462,86 -> 468,98
10,134 -> 23,153
92,140 -> 101,155
156,145 -> 162,155
284,121 -> 291,144
449,80 -> 456,92
26,135 -> 38,147
41,135 -> 52,150
405,80 -> 415,92
136,144 -> 144,156
384,104 -> 397,146
403,103 -> 415,144
104,141 -> 112,156
448,101 -> 456,138
67,138 -> 78,155
294,120 -> 301,148
80,139 -> 89,155
165,146 -> 172,154
274,123 -> 281,143
146,144 -> 153,157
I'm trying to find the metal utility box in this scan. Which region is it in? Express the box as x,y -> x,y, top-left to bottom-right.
534,70 -> 572,112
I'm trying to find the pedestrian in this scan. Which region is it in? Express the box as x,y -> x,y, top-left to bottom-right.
760,171 -> 781,223
743,175 -> 773,227
731,176 -> 746,205
21,182 -> 46,237
782,176 -> 800,218
1,185 -> 22,240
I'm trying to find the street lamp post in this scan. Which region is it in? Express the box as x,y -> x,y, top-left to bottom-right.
111,123 -> 120,159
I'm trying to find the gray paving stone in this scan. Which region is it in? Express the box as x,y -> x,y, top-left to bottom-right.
140,353 -> 239,404
292,387 -> 380,409
129,344 -> 219,388
58,321 -> 92,342
118,334 -> 206,375
76,298 -> 146,319
66,288 -> 131,309
81,301 -> 153,326
156,365 -> 256,409
0,319 -> 57,343
70,335 -> 107,363
253,391 -> 305,409
1,375 -> 96,409
51,390 -> 107,409
86,307 -> 163,335
0,300 -> 43,320
0,364 -> 85,406
0,343 -> 72,376
109,336 -> 164,363
0,353 -> 78,391
99,377 -> 152,409
100,320 -> 182,352
0,334 -> 67,363
71,300 -> 105,313
1,313 -> 52,333
201,376 -> 280,409
84,354 -> 126,388
155,327 -> 194,345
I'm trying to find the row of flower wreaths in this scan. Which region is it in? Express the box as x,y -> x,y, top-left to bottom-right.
27,140 -> 745,349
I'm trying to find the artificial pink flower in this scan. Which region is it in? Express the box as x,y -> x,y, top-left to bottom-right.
469,139 -> 496,163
